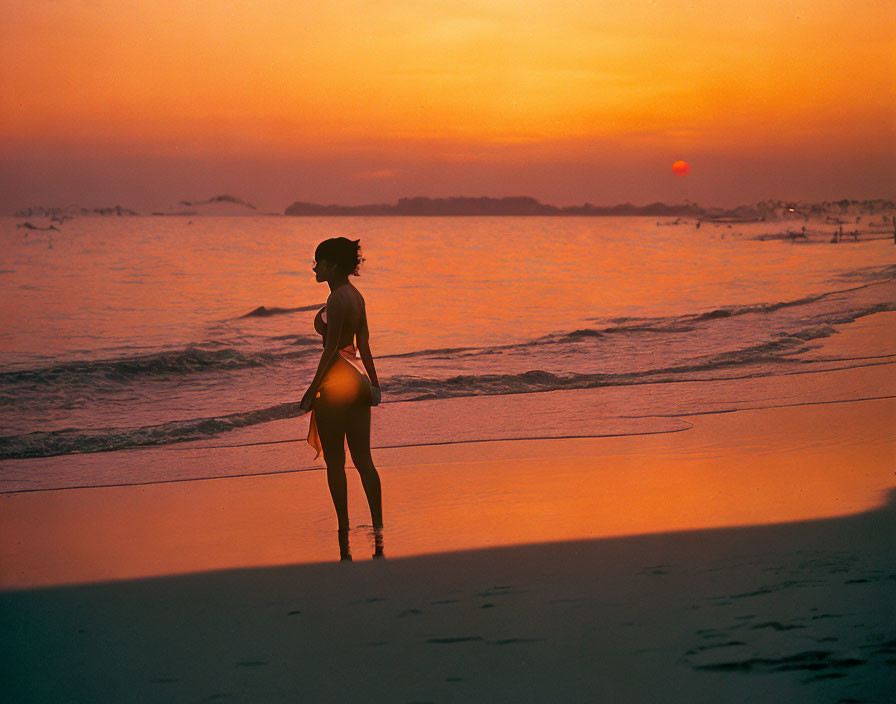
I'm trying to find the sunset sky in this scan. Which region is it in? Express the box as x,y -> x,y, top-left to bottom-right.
1,0 -> 893,212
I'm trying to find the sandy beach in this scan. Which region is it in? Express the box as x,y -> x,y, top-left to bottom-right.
3,389 -> 894,702
4,1 -> 895,701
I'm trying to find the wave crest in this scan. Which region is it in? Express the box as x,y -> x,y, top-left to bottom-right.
0,343 -> 317,390
0,402 -> 306,459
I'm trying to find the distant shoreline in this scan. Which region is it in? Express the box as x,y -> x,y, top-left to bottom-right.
284,196 -> 705,217
283,196 -> 895,219
12,195 -> 895,220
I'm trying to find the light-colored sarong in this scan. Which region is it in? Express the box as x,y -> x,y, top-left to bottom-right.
307,344 -> 372,459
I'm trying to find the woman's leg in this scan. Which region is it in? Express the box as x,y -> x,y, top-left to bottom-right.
345,403 -> 383,530
315,402 -> 350,542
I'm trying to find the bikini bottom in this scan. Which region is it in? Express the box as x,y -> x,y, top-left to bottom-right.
307,345 -> 372,459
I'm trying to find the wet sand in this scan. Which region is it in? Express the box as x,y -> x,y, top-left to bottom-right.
1,392 -> 894,702
2,393 -> 894,588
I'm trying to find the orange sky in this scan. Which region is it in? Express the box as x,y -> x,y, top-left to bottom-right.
1,1 -> 893,211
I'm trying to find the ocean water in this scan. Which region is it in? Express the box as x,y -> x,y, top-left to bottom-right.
1,215 -> 895,490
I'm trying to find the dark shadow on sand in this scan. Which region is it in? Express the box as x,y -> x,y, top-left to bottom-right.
3,490 -> 894,703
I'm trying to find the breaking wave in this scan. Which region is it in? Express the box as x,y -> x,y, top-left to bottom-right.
2,273 -> 894,459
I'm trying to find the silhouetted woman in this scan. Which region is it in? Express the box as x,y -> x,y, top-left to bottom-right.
299,238 -> 383,560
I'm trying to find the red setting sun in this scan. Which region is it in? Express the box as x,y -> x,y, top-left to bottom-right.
672,160 -> 690,176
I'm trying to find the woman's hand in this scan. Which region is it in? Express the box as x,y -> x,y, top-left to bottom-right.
299,388 -> 316,413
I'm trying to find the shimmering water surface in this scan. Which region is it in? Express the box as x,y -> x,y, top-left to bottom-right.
1,215 -> 895,488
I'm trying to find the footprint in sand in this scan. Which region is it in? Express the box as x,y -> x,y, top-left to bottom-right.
690,650 -> 867,678
396,608 -> 423,618
684,641 -> 746,656
349,596 -> 389,604
638,564 -> 671,576
426,635 -> 544,645
478,585 -> 521,598
487,637 -> 545,645
751,621 -> 807,631
682,615 -> 895,688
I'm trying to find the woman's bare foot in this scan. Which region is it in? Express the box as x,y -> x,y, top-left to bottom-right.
338,528 -> 351,561
373,525 -> 384,559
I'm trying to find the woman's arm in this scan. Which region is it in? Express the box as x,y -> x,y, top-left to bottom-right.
356,302 -> 379,387
299,293 -> 345,410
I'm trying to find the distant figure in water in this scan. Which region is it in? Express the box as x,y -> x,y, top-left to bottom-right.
299,237 -> 383,561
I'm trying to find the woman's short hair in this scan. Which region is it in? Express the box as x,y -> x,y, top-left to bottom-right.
315,237 -> 363,276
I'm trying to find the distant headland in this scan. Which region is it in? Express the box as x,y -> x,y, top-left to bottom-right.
13,195 -> 272,219
284,196 -> 896,220
285,196 -> 701,217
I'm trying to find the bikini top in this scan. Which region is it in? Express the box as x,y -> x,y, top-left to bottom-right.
313,303 -> 361,351
313,306 -> 328,341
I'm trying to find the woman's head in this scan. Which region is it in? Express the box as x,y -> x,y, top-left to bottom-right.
313,237 -> 363,278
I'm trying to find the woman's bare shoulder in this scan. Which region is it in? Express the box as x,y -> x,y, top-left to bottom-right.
328,285 -> 364,310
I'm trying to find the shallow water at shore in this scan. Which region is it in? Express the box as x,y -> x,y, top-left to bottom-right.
2,389 -> 893,589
